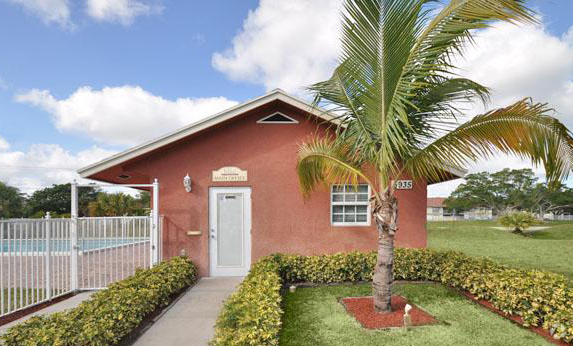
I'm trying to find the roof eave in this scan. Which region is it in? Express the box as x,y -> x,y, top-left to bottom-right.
78,89 -> 334,178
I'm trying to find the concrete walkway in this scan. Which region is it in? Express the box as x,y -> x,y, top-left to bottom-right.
133,276 -> 243,346
0,292 -> 94,336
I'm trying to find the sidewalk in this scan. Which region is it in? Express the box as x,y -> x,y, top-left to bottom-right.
0,292 -> 94,336
132,276 -> 243,346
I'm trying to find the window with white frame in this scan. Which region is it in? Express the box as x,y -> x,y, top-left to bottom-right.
331,184 -> 370,226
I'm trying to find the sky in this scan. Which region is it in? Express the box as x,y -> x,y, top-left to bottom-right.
0,0 -> 572,197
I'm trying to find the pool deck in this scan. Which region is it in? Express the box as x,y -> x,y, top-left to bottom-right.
0,291 -> 94,336
0,243 -> 150,293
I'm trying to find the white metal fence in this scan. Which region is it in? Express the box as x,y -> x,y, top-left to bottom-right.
542,214 -> 573,221
0,214 -> 159,317
0,218 -> 70,317
427,215 -> 466,221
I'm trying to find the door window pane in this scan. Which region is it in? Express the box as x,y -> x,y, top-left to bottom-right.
217,193 -> 243,266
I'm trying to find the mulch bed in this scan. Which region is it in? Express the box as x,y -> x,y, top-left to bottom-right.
460,291 -> 569,346
341,295 -> 438,329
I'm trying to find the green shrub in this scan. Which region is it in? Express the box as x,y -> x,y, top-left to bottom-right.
212,249 -> 573,345
3,257 -> 197,346
499,211 -> 536,233
210,257 -> 283,346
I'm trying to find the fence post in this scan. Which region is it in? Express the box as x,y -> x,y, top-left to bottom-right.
70,180 -> 79,291
45,212 -> 52,300
151,179 -> 159,266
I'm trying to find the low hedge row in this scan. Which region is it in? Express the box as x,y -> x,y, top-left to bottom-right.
210,257 -> 283,346
3,256 -> 197,346
211,249 -> 573,345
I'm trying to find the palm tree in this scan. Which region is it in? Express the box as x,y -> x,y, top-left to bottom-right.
297,0 -> 573,313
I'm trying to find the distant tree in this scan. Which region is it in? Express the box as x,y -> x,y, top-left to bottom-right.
529,182 -> 573,216
87,191 -> 149,216
445,169 -> 538,214
137,191 -> 150,209
26,183 -> 99,217
0,182 -> 26,219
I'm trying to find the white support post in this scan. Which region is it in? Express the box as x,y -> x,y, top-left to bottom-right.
45,212 -> 52,300
151,179 -> 159,266
70,180 -> 79,291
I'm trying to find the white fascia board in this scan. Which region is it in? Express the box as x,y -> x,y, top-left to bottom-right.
78,89 -> 333,178
78,87 -> 466,180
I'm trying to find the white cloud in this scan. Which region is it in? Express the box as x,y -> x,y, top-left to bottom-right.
455,20 -> 573,121
216,2 -> 573,196
4,0 -> 72,28
429,20 -> 573,197
0,136 -> 9,151
15,85 -> 238,147
86,0 -> 162,25
0,139 -> 116,194
212,0 -> 342,93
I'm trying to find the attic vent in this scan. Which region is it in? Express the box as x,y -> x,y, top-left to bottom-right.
257,112 -> 298,124
118,174 -> 131,180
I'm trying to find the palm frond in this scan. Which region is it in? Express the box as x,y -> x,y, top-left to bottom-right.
407,76 -> 491,144
405,99 -> 573,185
337,0 -> 430,181
388,0 -> 535,130
398,0 -> 535,88
297,137 -> 380,202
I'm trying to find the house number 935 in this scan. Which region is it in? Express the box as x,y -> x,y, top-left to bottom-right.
395,180 -> 413,190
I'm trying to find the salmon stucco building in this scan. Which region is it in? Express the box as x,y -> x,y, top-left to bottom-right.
78,89 -> 465,277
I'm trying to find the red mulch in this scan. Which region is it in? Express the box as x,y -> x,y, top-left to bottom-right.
460,291 -> 569,346
341,295 -> 438,329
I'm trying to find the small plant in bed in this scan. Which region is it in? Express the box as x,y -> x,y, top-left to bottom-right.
499,211 -> 536,235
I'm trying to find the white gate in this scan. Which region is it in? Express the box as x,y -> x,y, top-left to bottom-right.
77,216 -> 153,290
0,179 -> 161,317
72,179 -> 161,290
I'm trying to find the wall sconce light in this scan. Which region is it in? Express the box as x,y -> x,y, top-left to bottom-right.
183,173 -> 192,192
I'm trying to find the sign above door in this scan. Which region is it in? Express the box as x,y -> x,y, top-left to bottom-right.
212,166 -> 248,182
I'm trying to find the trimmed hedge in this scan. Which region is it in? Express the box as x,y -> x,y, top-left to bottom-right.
3,256 -> 197,346
211,249 -> 573,345
210,257 -> 283,346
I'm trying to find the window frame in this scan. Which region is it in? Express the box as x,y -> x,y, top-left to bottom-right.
330,184 -> 371,227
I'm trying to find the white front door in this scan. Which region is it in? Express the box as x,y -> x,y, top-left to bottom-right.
209,187 -> 251,276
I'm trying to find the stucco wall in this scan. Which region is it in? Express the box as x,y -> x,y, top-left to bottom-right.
95,101 -> 427,276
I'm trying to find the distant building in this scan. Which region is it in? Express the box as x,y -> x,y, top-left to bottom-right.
427,198 -> 448,220
427,197 -> 492,221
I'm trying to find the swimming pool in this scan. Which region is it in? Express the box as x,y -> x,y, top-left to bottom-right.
0,238 -> 148,253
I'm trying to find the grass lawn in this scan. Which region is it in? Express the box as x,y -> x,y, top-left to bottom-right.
428,220 -> 573,279
280,283 -> 549,346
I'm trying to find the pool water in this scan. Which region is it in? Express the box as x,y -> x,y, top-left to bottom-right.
0,238 -> 148,253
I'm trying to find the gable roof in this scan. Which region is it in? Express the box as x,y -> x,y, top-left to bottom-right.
78,89 -> 335,178
78,89 -> 466,182
427,197 -> 447,208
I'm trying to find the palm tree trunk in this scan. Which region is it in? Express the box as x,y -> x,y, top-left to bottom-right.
372,189 -> 397,313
